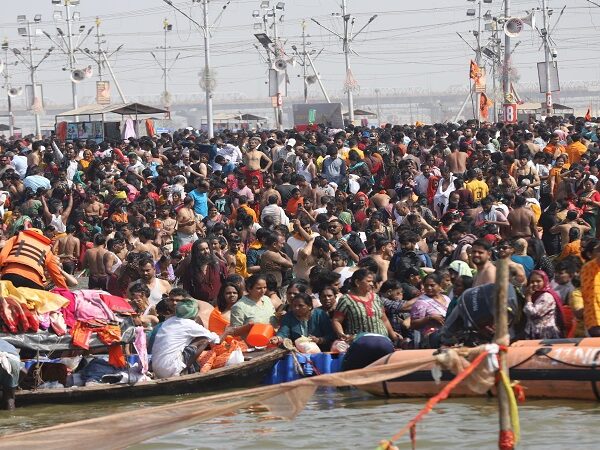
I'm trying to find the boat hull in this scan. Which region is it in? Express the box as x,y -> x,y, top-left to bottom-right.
12,349 -> 287,407
361,339 -> 600,401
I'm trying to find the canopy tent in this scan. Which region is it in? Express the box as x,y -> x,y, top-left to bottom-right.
55,102 -> 168,118
343,109 -> 377,117
0,124 -> 20,132
517,102 -> 574,114
54,103 -> 168,142
199,112 -> 266,131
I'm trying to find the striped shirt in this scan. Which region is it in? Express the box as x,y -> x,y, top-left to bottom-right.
335,294 -> 388,337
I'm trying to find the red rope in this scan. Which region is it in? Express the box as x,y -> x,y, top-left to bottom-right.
387,350 -> 490,443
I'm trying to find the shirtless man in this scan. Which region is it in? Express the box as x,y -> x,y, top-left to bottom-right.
260,232 -> 293,288
82,234 -> 109,289
135,227 -> 161,262
446,144 -> 468,176
295,223 -> 332,280
471,239 -> 496,287
130,257 -> 171,306
156,206 -> 177,251
52,224 -> 80,274
259,176 -> 282,208
507,195 -> 540,239
83,193 -> 105,221
176,196 -> 198,246
549,210 -> 591,246
371,238 -> 394,283
243,137 -> 272,186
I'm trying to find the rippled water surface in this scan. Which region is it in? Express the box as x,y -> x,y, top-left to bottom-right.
1,387 -> 599,449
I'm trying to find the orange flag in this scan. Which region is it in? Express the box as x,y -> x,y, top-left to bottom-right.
585,108 -> 592,121
469,60 -> 481,80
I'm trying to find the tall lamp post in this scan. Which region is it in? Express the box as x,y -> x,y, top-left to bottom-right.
2,40 -> 20,137
253,1 -> 286,131
151,18 -> 180,116
312,1 -> 377,125
15,14 -> 53,138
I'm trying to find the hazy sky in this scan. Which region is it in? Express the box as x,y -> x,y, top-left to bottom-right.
3,0 -> 600,107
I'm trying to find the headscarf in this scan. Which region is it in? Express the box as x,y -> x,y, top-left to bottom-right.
448,260 -> 473,278
530,270 -> 561,305
175,299 -> 199,319
529,269 -> 566,336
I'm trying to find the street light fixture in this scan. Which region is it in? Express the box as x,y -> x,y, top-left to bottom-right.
17,15 -> 26,23
54,11 -> 63,20
254,32 -> 273,48
18,28 -> 27,36
252,10 -> 260,18
276,2 -> 285,10
260,1 -> 270,8
253,22 -> 263,30
34,14 -> 42,23
467,9 -> 476,16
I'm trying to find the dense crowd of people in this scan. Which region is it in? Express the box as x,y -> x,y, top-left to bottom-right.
1,115 -> 600,380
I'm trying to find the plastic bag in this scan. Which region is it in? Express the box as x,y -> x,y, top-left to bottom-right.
294,337 -> 320,354
330,339 -> 349,353
225,348 -> 244,366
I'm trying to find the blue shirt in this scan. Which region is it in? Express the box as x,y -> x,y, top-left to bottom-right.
188,189 -> 208,217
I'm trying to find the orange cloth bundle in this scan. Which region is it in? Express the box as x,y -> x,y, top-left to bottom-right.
196,337 -> 247,373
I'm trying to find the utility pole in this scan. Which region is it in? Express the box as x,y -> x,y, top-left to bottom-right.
502,0 -> 511,114
253,2 -> 286,131
151,19 -> 179,115
15,15 -> 53,137
271,5 -> 283,130
302,22 -> 308,103
475,0 -> 482,124
64,0 -> 78,111
95,18 -> 104,80
202,0 -> 214,138
374,88 -> 381,125
541,0 -> 553,116
2,40 -> 17,137
312,2 -> 377,125
342,0 -> 354,123
164,0 -> 225,138
27,21 -> 40,137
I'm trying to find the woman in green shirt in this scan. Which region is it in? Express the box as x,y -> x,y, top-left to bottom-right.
333,269 -> 400,344
270,293 -> 335,351
230,274 -> 278,330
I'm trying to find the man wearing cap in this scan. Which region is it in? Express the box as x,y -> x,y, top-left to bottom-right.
150,299 -> 221,378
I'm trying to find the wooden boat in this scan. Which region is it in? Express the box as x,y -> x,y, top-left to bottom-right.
11,348 -> 287,407
360,338 -> 600,401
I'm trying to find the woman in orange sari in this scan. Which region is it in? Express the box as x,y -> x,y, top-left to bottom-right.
208,282 -> 243,335
549,154 -> 569,198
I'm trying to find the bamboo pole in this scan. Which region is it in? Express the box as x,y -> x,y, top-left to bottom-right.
494,258 -> 513,450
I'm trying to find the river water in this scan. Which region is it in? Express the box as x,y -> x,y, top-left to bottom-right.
1,388 -> 599,449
